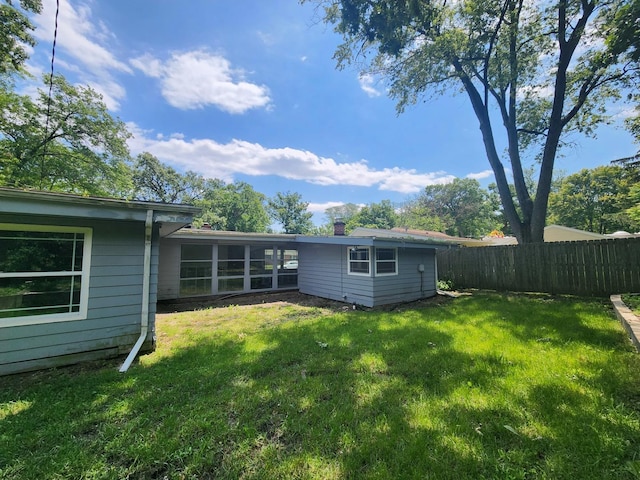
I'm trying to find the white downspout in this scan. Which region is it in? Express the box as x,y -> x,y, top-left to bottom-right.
119,209 -> 154,373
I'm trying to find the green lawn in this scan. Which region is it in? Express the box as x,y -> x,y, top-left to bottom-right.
2,292 -> 640,479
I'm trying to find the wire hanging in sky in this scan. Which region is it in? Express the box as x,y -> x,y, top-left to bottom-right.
42,0 -> 61,164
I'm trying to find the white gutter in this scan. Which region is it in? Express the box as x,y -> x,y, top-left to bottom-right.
120,209 -> 154,373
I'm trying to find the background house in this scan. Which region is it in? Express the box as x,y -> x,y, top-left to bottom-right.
0,188 -> 198,375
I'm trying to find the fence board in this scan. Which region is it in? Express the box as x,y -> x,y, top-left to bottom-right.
437,238 -> 640,296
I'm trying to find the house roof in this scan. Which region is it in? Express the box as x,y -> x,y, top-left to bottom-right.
0,188 -> 200,236
169,227 -> 298,243
349,227 -> 483,246
166,227 -> 455,249
295,234 -> 456,250
543,224 -> 606,242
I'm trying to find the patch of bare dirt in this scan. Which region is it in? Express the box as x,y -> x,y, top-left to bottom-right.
157,290 -> 457,314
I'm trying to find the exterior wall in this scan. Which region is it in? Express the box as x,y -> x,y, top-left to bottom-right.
158,238 -> 181,300
0,215 -> 156,376
298,244 -> 437,307
372,248 -> 436,306
297,243 -> 372,305
157,237 -> 299,300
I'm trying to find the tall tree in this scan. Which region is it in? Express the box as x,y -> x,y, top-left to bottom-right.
0,75 -> 132,196
548,165 -> 639,233
196,181 -> 270,232
324,202 -> 361,225
408,178 -> 501,238
306,0 -> 640,243
132,152 -> 204,204
0,0 -> 42,76
268,191 -> 314,234
347,199 -> 397,230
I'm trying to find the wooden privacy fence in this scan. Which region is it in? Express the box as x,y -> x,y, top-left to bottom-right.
436,237 -> 640,296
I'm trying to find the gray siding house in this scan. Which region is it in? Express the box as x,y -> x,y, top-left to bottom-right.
296,236 -> 440,307
0,188 -> 198,376
159,228 -> 450,308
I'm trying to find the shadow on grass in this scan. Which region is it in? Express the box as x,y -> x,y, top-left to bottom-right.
2,294 -> 640,479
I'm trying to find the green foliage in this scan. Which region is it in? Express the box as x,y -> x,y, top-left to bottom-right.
267,191 -> 314,234
548,165 -> 640,233
323,202 -> 360,225
346,199 -> 397,231
0,0 -> 42,76
405,178 -> 501,238
195,180 -> 269,232
132,152 -> 204,204
306,0 -> 639,244
0,75 -> 132,196
437,278 -> 455,291
2,293 -> 640,479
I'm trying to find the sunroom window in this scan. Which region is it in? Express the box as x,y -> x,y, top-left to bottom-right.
0,224 -> 92,326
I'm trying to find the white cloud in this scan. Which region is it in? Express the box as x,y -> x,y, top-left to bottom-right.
466,169 -> 494,180
127,123 -> 454,193
307,201 -> 347,214
130,50 -> 271,113
359,73 -> 383,98
33,0 -> 131,110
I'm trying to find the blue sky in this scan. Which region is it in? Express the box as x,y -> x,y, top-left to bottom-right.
23,0 -> 637,225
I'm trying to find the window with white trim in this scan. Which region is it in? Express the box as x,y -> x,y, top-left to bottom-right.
375,248 -> 398,276
348,247 -> 371,275
0,224 -> 92,326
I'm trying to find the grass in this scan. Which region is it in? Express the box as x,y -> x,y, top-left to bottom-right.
622,294 -> 640,316
2,292 -> 640,479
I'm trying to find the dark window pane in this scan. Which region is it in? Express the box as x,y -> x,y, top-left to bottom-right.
0,276 -> 81,318
218,245 -> 245,261
179,278 -> 212,296
218,260 -> 245,276
376,248 -> 395,261
376,262 -> 396,274
350,262 -> 370,274
277,274 -> 298,288
0,232 -> 83,273
349,248 -> 369,261
251,276 -> 273,290
181,244 -> 212,261
218,278 -> 244,292
180,262 -> 212,279
251,247 -> 273,260
250,261 -> 273,275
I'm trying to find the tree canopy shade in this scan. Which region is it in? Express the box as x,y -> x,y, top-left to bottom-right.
0,0 -> 42,76
268,191 -> 314,234
195,181 -> 270,232
347,199 -> 398,230
404,178 -> 502,238
132,152 -> 205,204
306,0 -> 640,243
548,165 -> 640,233
0,75 -> 132,196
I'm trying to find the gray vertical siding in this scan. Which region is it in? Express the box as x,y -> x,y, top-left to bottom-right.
298,244 -> 437,307
0,217 -> 157,376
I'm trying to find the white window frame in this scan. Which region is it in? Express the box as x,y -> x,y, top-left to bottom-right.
375,247 -> 398,276
348,246 -> 372,276
0,223 -> 92,328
